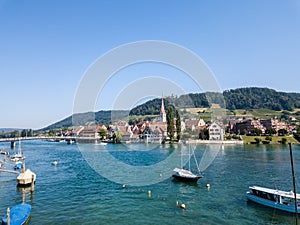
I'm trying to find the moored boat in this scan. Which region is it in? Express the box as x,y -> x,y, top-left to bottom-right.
172,143 -> 203,182
17,169 -> 36,186
11,140 -> 25,162
246,186 -> 300,213
13,162 -> 23,170
1,203 -> 31,225
172,168 -> 202,182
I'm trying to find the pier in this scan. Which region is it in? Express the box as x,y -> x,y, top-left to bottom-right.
0,169 -> 20,174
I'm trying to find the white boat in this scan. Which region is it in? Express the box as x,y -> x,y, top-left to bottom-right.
11,140 -> 25,162
247,186 -> 300,213
95,142 -> 107,146
172,143 -> 203,182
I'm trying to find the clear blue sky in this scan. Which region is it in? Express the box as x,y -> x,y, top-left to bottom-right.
0,0 -> 299,129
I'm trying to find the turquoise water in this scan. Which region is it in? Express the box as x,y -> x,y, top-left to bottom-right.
0,141 -> 299,224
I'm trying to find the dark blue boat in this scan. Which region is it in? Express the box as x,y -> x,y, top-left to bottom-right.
13,162 -> 22,170
2,204 -> 31,225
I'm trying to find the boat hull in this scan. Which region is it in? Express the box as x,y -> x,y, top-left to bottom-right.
247,192 -> 300,213
172,174 -> 201,182
2,203 -> 31,225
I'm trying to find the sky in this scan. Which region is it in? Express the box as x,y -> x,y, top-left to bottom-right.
0,0 -> 299,129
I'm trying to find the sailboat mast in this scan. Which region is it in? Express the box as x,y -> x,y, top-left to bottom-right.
18,138 -> 21,155
180,144 -> 183,169
289,143 -> 298,222
188,143 -> 191,171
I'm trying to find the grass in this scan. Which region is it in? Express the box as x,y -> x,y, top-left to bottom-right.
241,135 -> 299,144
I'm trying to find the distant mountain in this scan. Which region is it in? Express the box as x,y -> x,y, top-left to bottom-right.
40,87 -> 300,131
0,128 -> 23,132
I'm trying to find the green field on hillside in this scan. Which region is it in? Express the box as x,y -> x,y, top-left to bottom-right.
241,135 -> 299,144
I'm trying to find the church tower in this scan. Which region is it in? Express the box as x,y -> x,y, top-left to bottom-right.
160,94 -> 166,122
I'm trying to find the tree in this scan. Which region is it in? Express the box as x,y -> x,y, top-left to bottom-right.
278,129 -> 288,136
48,129 -> 55,136
167,105 -> 175,143
175,109 -> 181,141
265,136 -> 272,141
254,137 -> 262,144
250,128 -> 262,136
265,128 -> 277,135
112,131 -> 123,144
21,129 -> 27,137
281,137 -> 287,144
199,128 -> 209,140
27,129 -> 33,137
98,128 -> 108,140
294,131 -> 300,142
10,130 -> 19,138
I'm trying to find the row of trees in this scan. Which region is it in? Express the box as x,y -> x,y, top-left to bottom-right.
245,128 -> 288,136
0,129 -> 33,138
166,105 -> 181,143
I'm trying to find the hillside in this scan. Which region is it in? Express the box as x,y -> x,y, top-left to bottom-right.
129,87 -> 300,115
40,87 -> 300,131
39,110 -> 129,131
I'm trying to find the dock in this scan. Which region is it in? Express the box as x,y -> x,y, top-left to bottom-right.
0,169 -> 20,174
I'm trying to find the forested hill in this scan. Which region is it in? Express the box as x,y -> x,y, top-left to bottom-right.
39,110 -> 129,131
224,88 -> 300,111
129,87 -> 300,115
40,87 -> 300,130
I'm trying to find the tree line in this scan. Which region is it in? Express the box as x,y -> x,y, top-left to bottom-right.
0,129 -> 33,138
129,87 -> 300,116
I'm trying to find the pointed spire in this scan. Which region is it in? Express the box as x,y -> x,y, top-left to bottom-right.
160,92 -> 166,122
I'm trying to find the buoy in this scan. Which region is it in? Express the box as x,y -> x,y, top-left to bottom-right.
148,190 -> 151,197
180,203 -> 186,210
51,161 -> 58,166
122,184 -> 126,188
206,183 -> 210,188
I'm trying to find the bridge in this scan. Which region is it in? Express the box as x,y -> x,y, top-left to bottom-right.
0,136 -> 102,148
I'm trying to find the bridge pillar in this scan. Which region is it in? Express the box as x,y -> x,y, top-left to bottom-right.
10,141 -> 16,149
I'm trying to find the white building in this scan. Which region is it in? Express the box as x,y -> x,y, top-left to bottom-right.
209,122 -> 224,141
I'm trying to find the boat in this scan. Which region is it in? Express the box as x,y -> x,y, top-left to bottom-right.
1,203 -> 31,225
11,140 -> 25,162
95,142 -> 107,146
247,144 -> 299,215
13,161 -> 23,170
17,169 -> 36,186
0,149 -> 9,155
172,168 -> 202,182
246,186 -> 300,213
172,143 -> 203,182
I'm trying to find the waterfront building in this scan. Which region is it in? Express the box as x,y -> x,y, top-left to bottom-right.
184,118 -> 206,131
209,122 -> 224,141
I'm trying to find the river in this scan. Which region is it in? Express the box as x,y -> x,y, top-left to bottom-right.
0,141 -> 299,224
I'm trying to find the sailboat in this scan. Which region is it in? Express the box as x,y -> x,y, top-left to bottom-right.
11,139 -> 25,162
172,143 -> 203,182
